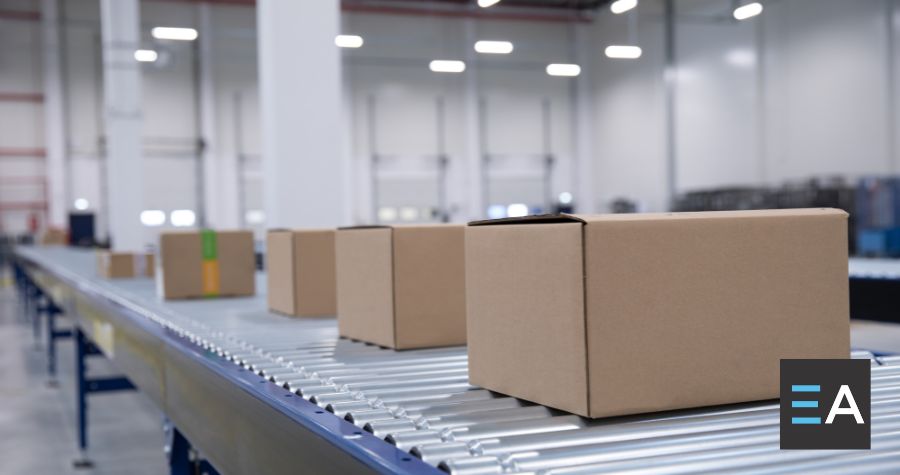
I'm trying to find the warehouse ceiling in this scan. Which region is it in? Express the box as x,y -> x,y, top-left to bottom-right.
349,0 -> 612,10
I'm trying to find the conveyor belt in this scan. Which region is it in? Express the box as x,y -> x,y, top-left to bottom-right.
17,247 -> 900,475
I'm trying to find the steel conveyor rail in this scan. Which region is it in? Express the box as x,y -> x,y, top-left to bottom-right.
17,247 -> 900,475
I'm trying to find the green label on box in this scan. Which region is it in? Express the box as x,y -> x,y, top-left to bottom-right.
201,229 -> 217,260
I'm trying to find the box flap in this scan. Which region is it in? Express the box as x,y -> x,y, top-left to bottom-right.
577,208 -> 847,223
468,214 -> 585,226
339,225 -> 391,230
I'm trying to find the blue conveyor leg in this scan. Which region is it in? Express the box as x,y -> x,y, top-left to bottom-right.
45,302 -> 71,385
72,328 -> 137,469
168,426 -> 220,475
73,328 -> 92,469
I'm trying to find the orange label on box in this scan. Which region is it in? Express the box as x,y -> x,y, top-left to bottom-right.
202,260 -> 220,296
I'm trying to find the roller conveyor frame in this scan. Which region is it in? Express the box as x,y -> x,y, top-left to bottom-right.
13,247 -> 900,475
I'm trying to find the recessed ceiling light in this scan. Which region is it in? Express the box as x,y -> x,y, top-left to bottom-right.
546,63 -> 581,77
605,45 -> 642,59
610,0 -> 638,14
335,35 -> 364,48
475,40 -> 514,54
429,60 -> 466,73
134,49 -> 158,62
151,27 -> 198,41
733,2 -> 763,20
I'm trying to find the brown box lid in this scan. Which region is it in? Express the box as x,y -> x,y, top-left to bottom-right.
467,209 -> 850,417
336,224 -> 466,349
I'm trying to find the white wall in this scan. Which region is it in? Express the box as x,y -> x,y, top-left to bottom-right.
3,0 -> 900,239
591,0 -> 900,212
0,1 -> 44,233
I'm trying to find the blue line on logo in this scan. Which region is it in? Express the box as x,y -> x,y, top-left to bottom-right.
791,417 -> 822,425
791,385 -> 820,392
791,400 -> 818,408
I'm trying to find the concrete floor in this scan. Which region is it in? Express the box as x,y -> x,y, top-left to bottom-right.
0,273 -> 898,475
0,285 -> 167,475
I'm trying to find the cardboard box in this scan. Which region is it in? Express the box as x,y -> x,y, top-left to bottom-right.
96,251 -> 155,278
157,230 -> 256,299
267,229 -> 337,316
41,228 -> 67,245
465,209 -> 849,418
336,224 -> 466,349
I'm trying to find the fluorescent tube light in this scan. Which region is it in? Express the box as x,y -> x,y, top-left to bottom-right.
478,0 -> 501,7
546,63 -> 581,77
610,0 -> 638,14
605,45 -> 642,59
733,2 -> 763,20
335,35 -> 364,48
151,27 -> 198,41
475,40 -> 514,54
429,60 -> 466,73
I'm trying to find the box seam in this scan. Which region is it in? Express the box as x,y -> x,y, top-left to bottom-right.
292,233 -> 300,315
390,228 -> 398,348
580,224 -> 592,417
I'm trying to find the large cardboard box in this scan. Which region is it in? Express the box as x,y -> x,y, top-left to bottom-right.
157,230 -> 256,299
97,251 -> 155,279
267,229 -> 337,316
466,209 -> 849,418
336,224 -> 466,349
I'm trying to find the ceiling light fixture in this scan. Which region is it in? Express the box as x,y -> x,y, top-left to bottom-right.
605,45 -> 642,59
610,0 -> 638,14
151,27 -> 198,41
474,40 -> 514,54
733,2 -> 763,20
429,60 -> 466,73
546,63 -> 581,77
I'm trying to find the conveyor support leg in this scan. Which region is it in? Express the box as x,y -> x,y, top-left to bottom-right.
169,426 -> 220,475
72,328 -> 137,469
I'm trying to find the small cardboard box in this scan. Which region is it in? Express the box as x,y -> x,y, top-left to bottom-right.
97,251 -> 155,278
465,209 -> 849,418
336,224 -> 466,349
267,229 -> 337,316
41,228 -> 67,245
157,230 -> 256,299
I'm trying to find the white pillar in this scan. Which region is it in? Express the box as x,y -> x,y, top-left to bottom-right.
100,0 -> 145,251
41,0 -> 68,228
573,24 -> 596,214
463,19 -> 484,221
257,0 -> 347,228
197,3 -> 221,228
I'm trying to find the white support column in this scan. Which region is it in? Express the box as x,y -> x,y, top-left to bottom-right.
41,0 -> 68,228
572,24 -> 596,214
463,18 -> 484,221
257,0 -> 347,228
197,3 -> 222,227
100,0 -> 144,251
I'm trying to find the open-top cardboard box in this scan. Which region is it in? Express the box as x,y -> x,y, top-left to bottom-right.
465,209 -> 850,418
336,224 -> 466,350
